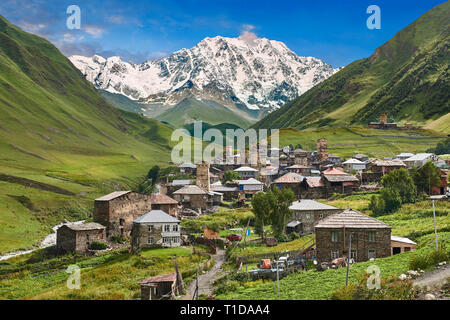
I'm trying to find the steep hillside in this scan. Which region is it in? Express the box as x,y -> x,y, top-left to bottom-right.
254,2 -> 449,132
0,15 -> 173,253
155,98 -> 253,129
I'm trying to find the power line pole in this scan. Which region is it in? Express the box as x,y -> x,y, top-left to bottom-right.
432,199 -> 438,251
346,232 -> 352,286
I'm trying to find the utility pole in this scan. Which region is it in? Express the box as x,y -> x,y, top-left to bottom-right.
173,255 -> 184,295
276,254 -> 280,299
243,218 -> 251,250
432,199 -> 438,251
346,232 -> 352,286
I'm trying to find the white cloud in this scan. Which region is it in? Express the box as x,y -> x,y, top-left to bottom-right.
84,25 -> 105,38
239,24 -> 258,45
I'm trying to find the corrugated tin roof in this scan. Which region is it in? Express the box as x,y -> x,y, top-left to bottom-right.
234,166 -> 258,172
373,160 -> 406,167
404,153 -> 433,161
212,186 -> 238,192
343,159 -> 364,164
134,210 -> 180,223
315,209 -> 391,229
95,191 -> 131,201
287,220 -> 301,227
289,199 -> 340,211
177,163 -> 196,168
237,178 -> 263,185
391,236 -> 417,245
171,179 -> 193,186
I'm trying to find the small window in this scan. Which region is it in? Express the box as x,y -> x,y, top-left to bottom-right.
351,233 -> 357,241
319,213 -> 324,219
331,250 -> 339,259
172,224 -> 179,232
148,225 -> 153,232
148,237 -> 153,245
331,231 -> 338,242
119,219 -> 125,226
350,249 -> 357,260
369,231 -> 376,242
404,247 -> 411,252
368,249 -> 376,259
86,234 -> 90,241
164,225 -> 171,232
306,213 -> 311,220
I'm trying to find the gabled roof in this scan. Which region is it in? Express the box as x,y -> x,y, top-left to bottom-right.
63,222 -> 105,231
289,199 -> 340,211
177,163 -> 196,168
234,166 -> 258,172
305,177 -> 324,188
404,153 -> 433,161
273,172 -> 303,184
395,153 -> 414,158
140,273 -> 177,285
237,178 -> 263,185
150,193 -> 178,205
342,159 -> 364,165
322,167 -> 346,175
173,185 -> 207,195
373,160 -> 406,167
171,179 -> 193,186
286,164 -> 313,169
95,191 -> 131,201
315,209 -> 391,229
391,236 -> 417,245
324,175 -> 359,182
134,210 -> 180,223
353,153 -> 368,158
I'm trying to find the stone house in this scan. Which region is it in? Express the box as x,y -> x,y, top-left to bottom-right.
94,191 -> 152,239
272,172 -> 303,197
288,200 -> 342,235
299,177 -> 326,199
353,154 -> 369,162
56,223 -> 105,254
234,166 -> 258,179
402,153 -> 439,169
211,184 -> 239,201
342,158 -> 366,172
177,163 -> 196,175
370,160 -> 406,175
131,210 -> 181,252
172,185 -> 209,210
150,193 -> 179,217
315,209 -> 392,263
322,167 -> 359,196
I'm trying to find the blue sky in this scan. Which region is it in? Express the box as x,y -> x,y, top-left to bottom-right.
0,0 -> 446,67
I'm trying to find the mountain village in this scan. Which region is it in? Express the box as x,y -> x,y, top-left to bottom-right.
51,119 -> 449,300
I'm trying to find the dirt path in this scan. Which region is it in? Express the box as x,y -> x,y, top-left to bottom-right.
414,264 -> 450,288
181,249 -> 227,300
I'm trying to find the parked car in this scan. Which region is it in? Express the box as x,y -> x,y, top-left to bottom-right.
226,233 -> 242,241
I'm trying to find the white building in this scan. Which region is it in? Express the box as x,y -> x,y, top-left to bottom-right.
131,210 -> 181,251
403,153 -> 442,169
342,158 -> 366,171
234,166 -> 258,179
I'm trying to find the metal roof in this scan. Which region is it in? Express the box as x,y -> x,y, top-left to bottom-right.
391,236 -> 417,245
287,220 -> 301,227
234,166 -> 258,172
342,159 -> 364,164
237,178 -> 263,185
289,199 -> 340,211
140,273 -> 177,285
177,163 -> 196,168
315,209 -> 391,229
171,179 -> 193,186
173,185 -> 207,195
404,153 -> 433,161
134,210 -> 180,223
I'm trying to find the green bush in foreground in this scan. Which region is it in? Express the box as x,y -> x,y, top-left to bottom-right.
89,241 -> 109,250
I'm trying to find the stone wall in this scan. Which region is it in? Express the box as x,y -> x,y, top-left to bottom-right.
94,192 -> 152,238
315,228 -> 391,263
57,227 -> 105,254
131,222 -> 180,252
291,209 -> 343,234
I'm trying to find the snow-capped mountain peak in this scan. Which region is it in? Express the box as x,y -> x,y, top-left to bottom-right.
69,36 -> 339,115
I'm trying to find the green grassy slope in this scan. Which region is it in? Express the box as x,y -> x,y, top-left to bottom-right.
254,2 -> 450,132
156,97 -> 253,129
0,15 -> 174,253
277,127 -> 447,159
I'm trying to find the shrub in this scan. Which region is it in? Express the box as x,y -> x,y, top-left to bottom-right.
380,188 -> 402,213
89,241 -> 109,250
369,195 -> 385,216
